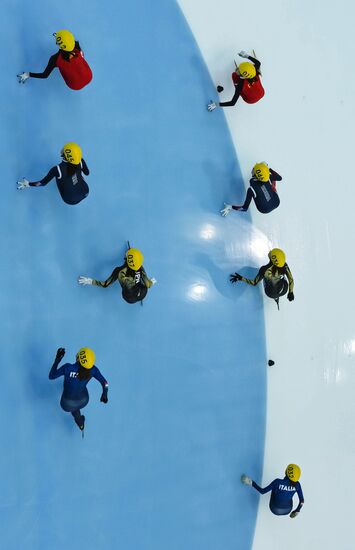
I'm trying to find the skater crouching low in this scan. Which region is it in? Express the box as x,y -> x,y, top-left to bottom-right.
78,247 -> 156,304
221,163 -> 282,216
230,248 -> 294,304
241,464 -> 304,517
17,142 -> 90,206
208,50 -> 264,112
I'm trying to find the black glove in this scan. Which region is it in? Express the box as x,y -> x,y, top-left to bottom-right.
100,392 -> 108,404
287,292 -> 294,302
56,348 -> 65,361
230,273 -> 242,284
217,85 -> 224,93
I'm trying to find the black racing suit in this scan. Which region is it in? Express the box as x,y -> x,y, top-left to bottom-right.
29,158 -> 90,205
233,168 -> 282,213
239,261 -> 294,300
93,264 -> 153,304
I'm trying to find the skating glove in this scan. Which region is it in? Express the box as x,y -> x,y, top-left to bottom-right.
220,203 -> 232,217
217,85 -> 224,93
17,72 -> 30,84
241,474 -> 253,486
230,273 -> 242,283
238,51 -> 249,59
100,387 -> 108,403
207,101 -> 217,112
78,276 -> 93,286
290,511 -> 299,518
287,292 -> 294,301
56,348 -> 65,361
17,178 -> 30,190
150,278 -> 157,285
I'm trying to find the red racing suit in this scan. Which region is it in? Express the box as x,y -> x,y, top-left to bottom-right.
56,48 -> 93,90
232,72 -> 264,104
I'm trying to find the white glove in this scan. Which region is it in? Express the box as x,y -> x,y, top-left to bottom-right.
78,276 -> 93,286
241,474 -> 253,486
150,278 -> 157,285
17,178 -> 30,190
207,101 -> 217,112
220,203 -> 232,217
17,72 -> 30,84
238,50 -> 249,59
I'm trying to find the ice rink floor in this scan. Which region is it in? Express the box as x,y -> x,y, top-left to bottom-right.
1,1 -> 268,549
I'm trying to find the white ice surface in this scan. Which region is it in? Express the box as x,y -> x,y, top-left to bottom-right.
178,1 -> 355,548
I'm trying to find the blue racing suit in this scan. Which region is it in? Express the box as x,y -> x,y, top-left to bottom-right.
49,359 -> 108,417
252,476 -> 304,515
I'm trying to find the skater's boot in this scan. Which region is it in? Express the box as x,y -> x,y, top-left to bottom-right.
73,412 -> 85,431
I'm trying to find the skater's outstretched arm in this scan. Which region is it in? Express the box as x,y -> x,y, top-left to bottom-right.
219,80 -> 244,107
252,480 -> 274,494
233,188 -> 254,212
238,264 -> 269,286
29,54 -> 59,79
29,166 -> 58,187
48,348 -> 66,379
92,267 -> 120,288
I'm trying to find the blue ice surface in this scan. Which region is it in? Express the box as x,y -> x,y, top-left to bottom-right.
1,1 -> 266,549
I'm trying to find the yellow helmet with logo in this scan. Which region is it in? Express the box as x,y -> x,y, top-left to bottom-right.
126,248 -> 144,271
239,62 -> 256,79
54,30 -> 75,52
77,348 -> 96,370
253,162 -> 270,182
268,248 -> 286,268
286,464 -> 301,483
63,142 -> 82,165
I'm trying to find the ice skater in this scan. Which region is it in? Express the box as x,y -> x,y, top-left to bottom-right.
49,347 -> 108,432
78,246 -> 157,304
241,464 -> 304,517
17,30 -> 92,90
208,50 -> 264,111
221,163 -> 282,215
17,142 -> 90,205
230,248 -> 294,305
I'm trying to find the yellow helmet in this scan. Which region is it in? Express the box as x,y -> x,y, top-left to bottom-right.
239,62 -> 256,79
77,348 -> 96,370
54,30 -> 75,52
268,248 -> 286,268
63,142 -> 82,165
126,248 -> 144,271
253,162 -> 270,182
286,464 -> 301,483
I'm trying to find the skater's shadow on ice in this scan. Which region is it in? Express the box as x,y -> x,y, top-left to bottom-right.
192,251 -> 239,300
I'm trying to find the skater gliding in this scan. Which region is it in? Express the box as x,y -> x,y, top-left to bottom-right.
230,248 -> 295,304
78,246 -> 156,304
17,30 -> 92,90
17,142 -> 90,205
49,347 -> 108,432
241,464 -> 304,517
221,163 -> 282,216
208,50 -> 264,111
